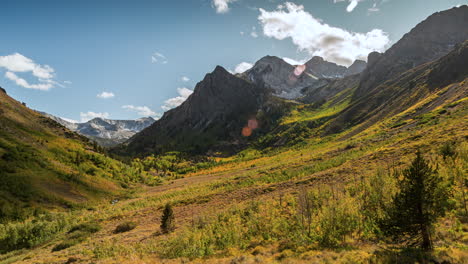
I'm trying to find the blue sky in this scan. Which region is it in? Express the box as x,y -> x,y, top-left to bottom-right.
0,0 -> 466,122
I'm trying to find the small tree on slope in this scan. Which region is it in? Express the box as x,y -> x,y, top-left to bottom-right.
161,203 -> 175,233
383,151 -> 452,250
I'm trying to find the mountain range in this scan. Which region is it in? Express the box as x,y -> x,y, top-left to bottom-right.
39,113 -> 155,147
0,5 -> 467,263
117,5 -> 468,157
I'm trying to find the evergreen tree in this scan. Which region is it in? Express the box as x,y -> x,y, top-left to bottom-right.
161,203 -> 175,233
383,151 -> 452,250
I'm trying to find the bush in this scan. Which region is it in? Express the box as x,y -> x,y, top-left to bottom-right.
68,222 -> 101,234
160,203 -> 175,233
52,238 -> 83,252
114,221 -> 137,234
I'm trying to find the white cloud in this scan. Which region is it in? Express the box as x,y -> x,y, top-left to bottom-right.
233,62 -> 253,74
333,0 -> 363,12
0,53 -> 59,90
80,111 -> 110,122
251,26 -> 259,38
240,31 -> 245,36
258,3 -> 389,66
5,71 -> 53,91
97,91 -> 115,99
161,87 -> 194,111
64,80 -> 72,85
122,105 -> 158,117
282,57 -> 308,66
346,0 -> 359,12
151,52 -> 168,64
368,3 -> 380,12
181,76 -> 190,82
212,0 -> 237,14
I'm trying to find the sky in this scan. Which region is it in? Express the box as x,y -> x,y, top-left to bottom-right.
0,0 -> 466,122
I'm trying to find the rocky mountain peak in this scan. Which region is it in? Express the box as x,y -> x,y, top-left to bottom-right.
357,5 -> 468,96
0,87 -> 6,94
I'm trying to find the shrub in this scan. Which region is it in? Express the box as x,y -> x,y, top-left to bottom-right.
68,222 -> 101,234
161,203 -> 175,233
51,238 -> 83,252
114,221 -> 137,234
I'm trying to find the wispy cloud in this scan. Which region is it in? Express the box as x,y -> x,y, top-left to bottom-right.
80,111 -> 110,122
212,0 -> 237,14
250,26 -> 259,38
4,71 -> 53,91
181,76 -> 190,82
122,105 -> 158,117
151,52 -> 168,64
0,53 -> 59,90
161,87 -> 193,111
258,2 -> 389,66
97,91 -> 115,99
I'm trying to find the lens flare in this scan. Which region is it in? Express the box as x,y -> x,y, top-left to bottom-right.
242,127 -> 252,137
294,64 -> 306,76
248,119 -> 258,130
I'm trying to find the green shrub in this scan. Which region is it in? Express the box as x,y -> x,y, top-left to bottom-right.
114,221 -> 137,234
51,238 -> 83,252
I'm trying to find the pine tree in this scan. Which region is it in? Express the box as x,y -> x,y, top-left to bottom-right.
383,151 -> 452,250
160,203 -> 175,233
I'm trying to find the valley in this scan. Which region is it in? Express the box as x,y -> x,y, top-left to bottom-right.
0,4 -> 467,264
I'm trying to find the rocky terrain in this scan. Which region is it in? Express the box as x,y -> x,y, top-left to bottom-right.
40,113 -> 155,147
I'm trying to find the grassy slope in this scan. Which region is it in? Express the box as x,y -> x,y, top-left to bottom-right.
0,91 -> 124,220
2,72 -> 466,263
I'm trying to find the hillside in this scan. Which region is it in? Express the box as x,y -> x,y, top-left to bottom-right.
0,89 -> 126,221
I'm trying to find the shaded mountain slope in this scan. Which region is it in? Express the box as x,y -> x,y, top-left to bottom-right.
118,66 -> 285,156
357,5 -> 468,98
326,40 -> 468,136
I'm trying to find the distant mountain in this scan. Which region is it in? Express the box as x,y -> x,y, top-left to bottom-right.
39,113 -> 155,147
242,56 -> 366,99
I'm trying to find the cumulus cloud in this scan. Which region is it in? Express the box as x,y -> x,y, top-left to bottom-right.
181,76 -> 190,82
258,3 -> 389,66
80,111 -> 110,122
151,52 -> 168,64
233,62 -> 253,74
97,92 -> 115,99
212,0 -> 237,14
161,87 -> 194,111
0,53 -> 59,90
122,105 -> 158,117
